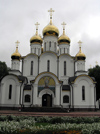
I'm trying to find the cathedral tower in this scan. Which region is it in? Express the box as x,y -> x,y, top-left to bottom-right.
30,22 -> 43,55
11,41 -> 21,71
42,8 -> 59,53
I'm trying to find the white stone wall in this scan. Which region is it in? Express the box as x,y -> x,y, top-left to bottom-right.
0,75 -> 20,107
39,52 -> 57,75
59,55 -> 74,80
23,54 -> 38,80
73,76 -> 95,108
43,36 -> 58,53
11,60 -> 20,70
59,44 -> 70,55
30,44 -> 41,55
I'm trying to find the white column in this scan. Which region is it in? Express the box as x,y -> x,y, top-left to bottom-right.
55,84 -> 60,106
33,84 -> 38,106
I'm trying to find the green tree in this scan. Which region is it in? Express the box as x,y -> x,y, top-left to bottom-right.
88,65 -> 100,100
0,61 -> 8,78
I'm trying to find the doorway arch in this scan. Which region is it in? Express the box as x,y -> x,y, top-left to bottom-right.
42,94 -> 52,107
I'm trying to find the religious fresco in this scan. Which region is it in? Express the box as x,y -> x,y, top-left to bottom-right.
38,76 -> 55,94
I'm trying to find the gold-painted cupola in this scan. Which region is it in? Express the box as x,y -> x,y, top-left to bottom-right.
11,41 -> 21,60
43,8 -> 59,37
75,41 -> 86,60
58,22 -> 70,44
30,22 -> 43,44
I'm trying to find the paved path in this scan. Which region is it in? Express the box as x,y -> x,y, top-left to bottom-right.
0,110 -> 100,117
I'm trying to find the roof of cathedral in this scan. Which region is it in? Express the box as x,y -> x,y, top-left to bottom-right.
30,22 -> 43,44
11,41 -> 21,60
69,75 -> 96,84
75,41 -> 86,60
58,22 -> 70,44
43,23 -> 59,36
43,8 -> 59,37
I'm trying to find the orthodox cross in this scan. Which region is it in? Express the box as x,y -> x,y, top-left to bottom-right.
48,8 -> 54,24
96,61 -> 98,65
35,22 -> 40,35
90,65 -> 92,68
78,40 -> 82,48
61,22 -> 66,34
15,40 -> 20,48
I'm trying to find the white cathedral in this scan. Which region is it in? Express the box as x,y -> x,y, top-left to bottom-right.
0,9 -> 96,111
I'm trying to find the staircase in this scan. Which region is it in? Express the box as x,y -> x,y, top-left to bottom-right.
21,107 -> 69,113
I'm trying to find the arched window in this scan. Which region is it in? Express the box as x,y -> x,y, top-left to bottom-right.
64,61 -> 66,76
9,85 -> 12,99
38,48 -> 40,55
63,95 -> 69,103
82,86 -> 85,100
34,48 -> 36,53
30,61 -> 33,75
47,60 -> 50,72
25,95 -> 31,102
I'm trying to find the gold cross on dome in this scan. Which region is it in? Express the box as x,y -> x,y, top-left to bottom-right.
15,40 -> 20,47
61,22 -> 66,29
78,40 -> 82,48
96,61 -> 98,65
48,8 -> 54,17
35,22 -> 40,30
90,65 -> 92,68
61,22 -> 66,34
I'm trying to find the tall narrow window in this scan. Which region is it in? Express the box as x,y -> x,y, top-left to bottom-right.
9,85 -> 12,99
64,48 -> 65,53
54,42 -> 56,52
30,61 -> 33,75
49,41 -> 51,51
44,42 -> 46,51
38,48 -> 40,55
34,48 -> 36,53
82,86 -> 85,100
47,60 -> 50,72
64,61 -> 66,76
60,48 -> 61,54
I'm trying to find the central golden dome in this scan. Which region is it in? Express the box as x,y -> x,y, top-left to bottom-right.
43,23 -> 59,37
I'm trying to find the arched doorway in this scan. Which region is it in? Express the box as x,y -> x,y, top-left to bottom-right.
42,94 -> 52,107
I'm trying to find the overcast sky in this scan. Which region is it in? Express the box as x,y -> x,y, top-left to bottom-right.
0,0 -> 100,70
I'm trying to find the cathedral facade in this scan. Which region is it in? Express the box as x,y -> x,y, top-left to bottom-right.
0,9 -> 96,111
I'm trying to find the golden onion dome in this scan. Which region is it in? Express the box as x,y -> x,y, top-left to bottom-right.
75,46 -> 86,60
58,22 -> 70,44
30,22 -> 43,44
11,46 -> 21,60
30,34 -> 43,44
43,22 -> 59,37
58,34 -> 70,44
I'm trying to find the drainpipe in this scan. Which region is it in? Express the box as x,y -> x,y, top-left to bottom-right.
70,84 -> 74,111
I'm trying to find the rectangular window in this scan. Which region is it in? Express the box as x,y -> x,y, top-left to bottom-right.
82,86 -> 85,100
64,61 -> 66,76
30,61 -> 33,75
47,60 -> 50,72
9,85 -> 12,99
